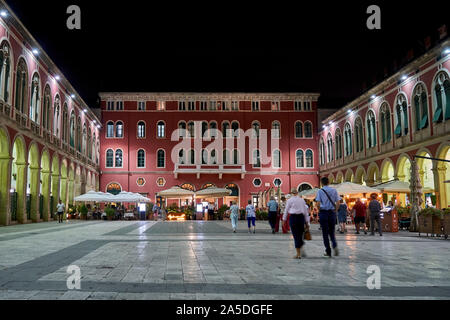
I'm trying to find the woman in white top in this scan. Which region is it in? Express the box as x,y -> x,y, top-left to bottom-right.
246,200 -> 256,234
283,188 -> 310,259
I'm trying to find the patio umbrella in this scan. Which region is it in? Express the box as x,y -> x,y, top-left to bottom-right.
113,191 -> 151,202
158,186 -> 195,199
374,180 -> 411,193
74,190 -> 115,202
332,182 -> 380,197
299,188 -> 320,200
195,187 -> 232,199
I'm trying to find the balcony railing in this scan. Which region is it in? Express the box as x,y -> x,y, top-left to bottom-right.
174,163 -> 246,179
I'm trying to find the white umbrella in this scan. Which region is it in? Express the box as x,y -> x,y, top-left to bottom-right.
113,191 -> 150,202
374,180 -> 411,193
299,188 -> 320,200
158,186 -> 195,199
332,182 -> 380,197
74,190 -> 115,202
196,187 -> 232,198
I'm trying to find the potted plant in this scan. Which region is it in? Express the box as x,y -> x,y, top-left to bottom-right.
260,211 -> 268,221
217,205 -> 229,221
80,204 -> 88,220
240,209 -> 246,220
105,207 -> 115,221
67,205 -> 75,219
418,208 -> 442,236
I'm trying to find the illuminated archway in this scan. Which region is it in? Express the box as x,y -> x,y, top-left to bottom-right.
395,154 -> 412,182
335,171 -> 344,184
328,173 -> 335,184
0,127 -> 10,225
354,166 -> 366,185
345,169 -> 354,182
366,162 -> 380,186
40,149 -> 51,221
416,149 -> 435,208
434,143 -> 450,209
27,143 -> 40,222
381,158 -> 395,182
11,136 -> 27,223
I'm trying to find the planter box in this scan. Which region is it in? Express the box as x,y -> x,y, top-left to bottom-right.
442,215 -> 450,239
432,216 -> 442,235
418,215 -> 433,234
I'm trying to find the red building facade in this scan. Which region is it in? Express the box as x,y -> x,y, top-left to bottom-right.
99,93 -> 320,207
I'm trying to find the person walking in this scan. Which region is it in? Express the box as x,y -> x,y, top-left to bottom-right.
337,198 -> 348,234
152,203 -> 160,221
267,196 -> 279,234
283,188 -> 310,259
56,200 -> 65,223
280,196 -> 290,234
246,200 -> 256,234
368,193 -> 383,236
352,198 -> 368,234
315,177 -> 341,258
230,201 -> 239,233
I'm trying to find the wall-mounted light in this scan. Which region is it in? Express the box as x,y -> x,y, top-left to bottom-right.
401,75 -> 408,81
55,75 -> 61,81
444,48 -> 450,55
71,94 -> 76,99
370,95 -> 376,100
0,10 -> 8,18
83,109 -> 87,113
32,49 -> 39,56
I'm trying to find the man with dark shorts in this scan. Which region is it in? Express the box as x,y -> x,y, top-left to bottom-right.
56,200 -> 65,223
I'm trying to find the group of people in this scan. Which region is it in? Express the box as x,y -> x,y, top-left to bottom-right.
233,177 -> 385,259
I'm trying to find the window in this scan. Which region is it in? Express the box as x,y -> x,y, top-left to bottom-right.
295,121 -> 303,138
272,121 -> 280,139
355,118 -> 364,152
433,72 -> 450,122
366,110 -> 376,148
0,42 -> 12,103
202,121 -> 208,138
274,178 -> 282,187
380,104 -> 391,144
29,74 -> 40,123
271,101 -> 280,111
413,83 -> 428,131
200,101 -> 208,111
231,101 -> 239,111
210,121 -> 217,138
116,101 -> 124,110
223,149 -> 230,164
42,86 -> 51,132
106,149 -> 114,168
232,121 -> 239,137
157,150 -> 165,168
76,118 -> 82,152
304,101 -> 311,111
233,149 -> 239,165
296,150 -> 304,168
304,121 -> 313,138
319,139 -> 325,166
252,195 -> 259,208
178,121 -> 186,138
209,101 -> 217,111
395,94 -> 409,137
273,149 -> 281,168
138,101 -> 146,110
87,128 -> 92,159
107,101 -> 114,110
202,149 -> 208,165
137,121 -> 146,138
222,122 -> 230,137
70,111 -> 75,147
157,101 -> 165,111
14,58 -> 28,114
343,124 -> 352,157
62,105 -> 68,143
107,121 -> 114,138
294,101 -> 302,111
253,178 -> 262,187
137,149 -> 145,168
157,121 -> 165,138
188,101 -> 195,111
53,96 -> 61,137
327,134 -> 333,162
116,121 -> 124,138
178,101 -> 186,111
344,123 -> 352,156
252,122 -> 260,138
178,149 -> 185,164
335,130 -> 343,160
306,149 -> 313,168
189,149 -> 195,165
115,149 -> 123,167
210,150 -> 217,164
253,149 -> 261,168
221,101 -> 229,111
252,101 -> 259,111
188,121 -> 195,137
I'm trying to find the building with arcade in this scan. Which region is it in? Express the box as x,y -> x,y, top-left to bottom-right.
0,3 -> 101,226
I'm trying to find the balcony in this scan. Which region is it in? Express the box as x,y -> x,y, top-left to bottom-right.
174,163 -> 246,179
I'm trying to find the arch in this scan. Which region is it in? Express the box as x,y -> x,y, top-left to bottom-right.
354,166 -> 367,185
296,149 -> 304,168
334,128 -> 343,160
305,149 -> 314,168
354,116 -> 364,153
379,102 -> 392,144
14,57 -> 29,114
380,158 -> 395,182
395,153 -> 412,182
304,121 -> 313,138
137,149 -> 146,168
411,81 -> 429,131
298,183 -> 313,193
366,162 -> 380,185
432,70 -> 450,122
415,148 -> 435,196
11,136 -> 27,223
29,72 -> 41,124
345,168 -> 354,182
295,121 -> 303,138
328,173 -> 335,184
251,121 -> 261,138
106,121 -> 114,138
0,126 -> 10,225
157,120 -> 166,138
335,171 -> 344,184
435,142 -> 450,208
343,122 -> 353,156
157,149 -> 165,168
0,39 -> 14,104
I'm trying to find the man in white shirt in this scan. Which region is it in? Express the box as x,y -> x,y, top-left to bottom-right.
56,200 -> 65,223
283,188 -> 310,259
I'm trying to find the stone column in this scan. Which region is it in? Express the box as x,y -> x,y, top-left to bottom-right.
28,165 -> 40,222
15,162 -> 27,224
41,169 -> 51,221
432,166 -> 446,210
60,176 -> 68,212
0,155 -> 11,226
52,172 -> 61,218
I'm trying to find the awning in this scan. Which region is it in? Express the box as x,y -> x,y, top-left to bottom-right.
299,188 -> 320,200
74,191 -> 115,202
374,180 -> 410,193
158,186 -> 195,199
196,187 -> 232,198
113,191 -> 151,202
332,182 -> 380,197
433,108 -> 443,122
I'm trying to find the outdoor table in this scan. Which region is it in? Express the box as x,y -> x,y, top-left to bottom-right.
124,212 -> 135,220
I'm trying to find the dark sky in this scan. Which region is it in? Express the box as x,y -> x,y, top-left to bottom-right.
4,0 -> 449,109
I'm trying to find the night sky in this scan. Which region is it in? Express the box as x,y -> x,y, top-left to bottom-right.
4,0 -> 449,109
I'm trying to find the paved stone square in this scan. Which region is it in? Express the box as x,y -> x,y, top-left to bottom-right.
0,220 -> 449,300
